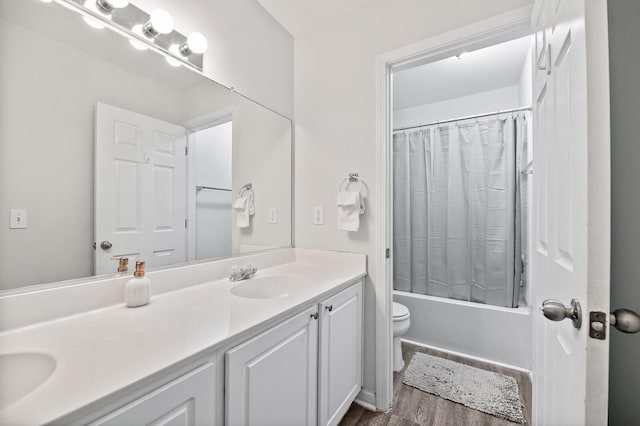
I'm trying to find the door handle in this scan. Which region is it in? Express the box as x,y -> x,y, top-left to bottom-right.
100,240 -> 113,250
541,299 -> 582,329
610,309 -> 640,334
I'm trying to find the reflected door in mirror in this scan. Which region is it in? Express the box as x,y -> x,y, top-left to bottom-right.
95,103 -> 187,274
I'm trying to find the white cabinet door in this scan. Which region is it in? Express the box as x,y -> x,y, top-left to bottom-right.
226,306 -> 319,426
318,281 -> 363,426
90,362 -> 216,426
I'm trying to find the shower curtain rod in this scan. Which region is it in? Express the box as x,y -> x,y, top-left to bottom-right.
392,106 -> 532,132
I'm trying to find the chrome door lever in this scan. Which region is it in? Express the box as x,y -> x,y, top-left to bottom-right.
541,299 -> 582,329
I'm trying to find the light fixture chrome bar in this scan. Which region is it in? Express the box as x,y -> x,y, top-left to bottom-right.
60,0 -> 204,71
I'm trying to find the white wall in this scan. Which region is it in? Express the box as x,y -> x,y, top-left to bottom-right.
518,41 -> 533,107
135,0 -> 293,118
393,85 -> 520,129
294,0 -> 533,399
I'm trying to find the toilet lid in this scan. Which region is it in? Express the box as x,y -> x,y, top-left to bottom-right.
393,302 -> 409,318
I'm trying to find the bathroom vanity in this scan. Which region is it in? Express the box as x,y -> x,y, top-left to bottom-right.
0,249 -> 366,425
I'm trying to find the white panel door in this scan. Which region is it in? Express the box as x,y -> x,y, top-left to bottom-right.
530,0 -> 610,424
318,282 -> 363,426
226,306 -> 319,426
95,103 -> 187,274
90,362 -> 216,425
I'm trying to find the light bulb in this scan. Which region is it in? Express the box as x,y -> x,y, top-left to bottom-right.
186,32 -> 208,54
129,25 -> 148,50
142,9 -> 174,37
40,0 -> 53,3
165,56 -> 182,67
83,15 -> 105,29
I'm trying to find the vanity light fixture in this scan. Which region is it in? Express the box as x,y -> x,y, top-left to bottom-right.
95,0 -> 129,13
179,32 -> 208,56
142,9 -> 174,38
64,0 -> 206,71
129,25 -> 149,50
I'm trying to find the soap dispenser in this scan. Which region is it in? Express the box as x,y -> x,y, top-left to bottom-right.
124,261 -> 150,308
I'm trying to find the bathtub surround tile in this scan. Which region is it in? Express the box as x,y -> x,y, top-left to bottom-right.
402,352 -> 525,424
340,343 -> 531,426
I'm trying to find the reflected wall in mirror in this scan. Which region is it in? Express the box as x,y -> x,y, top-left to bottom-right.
0,0 -> 292,291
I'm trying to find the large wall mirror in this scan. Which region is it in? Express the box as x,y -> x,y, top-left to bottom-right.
0,0 -> 292,291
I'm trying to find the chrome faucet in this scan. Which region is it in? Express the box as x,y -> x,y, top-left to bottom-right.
229,264 -> 257,281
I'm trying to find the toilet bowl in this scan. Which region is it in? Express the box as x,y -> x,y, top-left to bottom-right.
392,302 -> 410,372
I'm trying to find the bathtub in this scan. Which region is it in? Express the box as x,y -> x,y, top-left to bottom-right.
394,291 -> 532,370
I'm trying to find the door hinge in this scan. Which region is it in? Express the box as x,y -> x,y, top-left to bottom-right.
386,248 -> 390,259
185,146 -> 188,156
185,219 -> 188,228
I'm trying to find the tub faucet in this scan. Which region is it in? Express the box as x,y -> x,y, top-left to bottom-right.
229,264 -> 257,281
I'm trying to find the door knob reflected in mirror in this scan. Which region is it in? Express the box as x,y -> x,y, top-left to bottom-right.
541,299 -> 582,329
100,240 -> 113,250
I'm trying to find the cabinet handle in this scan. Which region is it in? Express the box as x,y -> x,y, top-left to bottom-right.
325,305 -> 333,312
310,312 -> 319,320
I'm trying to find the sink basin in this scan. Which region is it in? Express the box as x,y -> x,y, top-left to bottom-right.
0,353 -> 56,409
230,275 -> 309,299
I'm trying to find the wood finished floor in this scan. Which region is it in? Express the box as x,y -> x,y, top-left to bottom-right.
339,342 -> 532,426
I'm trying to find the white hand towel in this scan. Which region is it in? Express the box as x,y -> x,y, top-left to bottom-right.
337,191 -> 365,231
234,195 -> 253,228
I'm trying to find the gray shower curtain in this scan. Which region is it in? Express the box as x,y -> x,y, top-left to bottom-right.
393,115 -> 528,308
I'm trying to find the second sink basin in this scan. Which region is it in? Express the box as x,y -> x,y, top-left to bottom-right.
230,275 -> 310,299
0,352 -> 56,410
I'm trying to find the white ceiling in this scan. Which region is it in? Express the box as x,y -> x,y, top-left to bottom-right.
393,36 -> 532,110
256,0 -> 381,36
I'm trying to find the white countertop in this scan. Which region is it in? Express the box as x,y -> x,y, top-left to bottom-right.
0,249 -> 366,425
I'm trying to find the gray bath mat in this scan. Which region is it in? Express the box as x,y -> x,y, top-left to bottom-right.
402,352 -> 526,424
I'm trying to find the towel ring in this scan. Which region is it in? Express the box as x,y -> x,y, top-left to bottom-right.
339,173 -> 364,192
239,183 -> 253,196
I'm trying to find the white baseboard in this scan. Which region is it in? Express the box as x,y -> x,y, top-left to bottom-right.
401,338 -> 531,374
354,388 -> 377,411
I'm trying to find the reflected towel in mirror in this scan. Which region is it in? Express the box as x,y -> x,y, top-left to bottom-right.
234,195 -> 255,228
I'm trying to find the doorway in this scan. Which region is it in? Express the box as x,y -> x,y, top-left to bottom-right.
391,35 -> 534,368
374,2 -> 611,422
186,118 -> 233,261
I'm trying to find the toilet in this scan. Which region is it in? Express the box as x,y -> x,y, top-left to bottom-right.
392,302 -> 411,372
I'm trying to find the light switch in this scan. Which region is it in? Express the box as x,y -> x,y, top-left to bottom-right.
10,209 -> 27,229
313,206 -> 324,225
268,207 -> 277,224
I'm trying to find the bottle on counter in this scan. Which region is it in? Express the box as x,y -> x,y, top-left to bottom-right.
124,261 -> 150,308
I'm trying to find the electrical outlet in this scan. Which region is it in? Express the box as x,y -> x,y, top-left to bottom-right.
268,207 -> 277,224
313,206 -> 324,225
9,209 -> 27,229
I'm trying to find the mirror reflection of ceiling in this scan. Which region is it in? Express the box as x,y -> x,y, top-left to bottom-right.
393,36 -> 532,110
0,0 -> 292,292
0,0 -> 202,91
